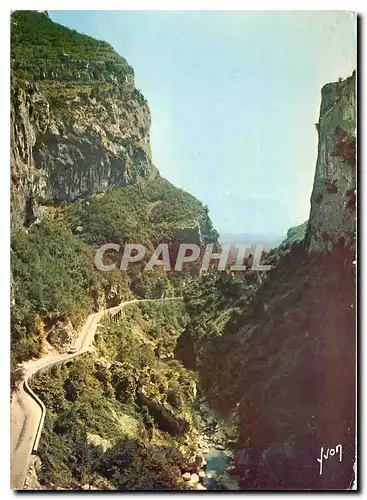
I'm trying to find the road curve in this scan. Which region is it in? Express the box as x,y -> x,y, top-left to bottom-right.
10,297 -> 182,489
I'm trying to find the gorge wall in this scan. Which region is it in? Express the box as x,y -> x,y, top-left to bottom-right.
177,71 -> 356,490
306,71 -> 356,252
11,12 -> 220,491
11,11 -> 156,228
10,11 -> 218,366
10,10 -> 356,492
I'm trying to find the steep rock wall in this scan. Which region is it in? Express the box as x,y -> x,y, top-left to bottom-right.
306,71 -> 356,252
11,11 -> 156,228
185,72 -> 357,490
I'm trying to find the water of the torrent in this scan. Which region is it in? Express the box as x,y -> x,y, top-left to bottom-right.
196,401 -> 241,490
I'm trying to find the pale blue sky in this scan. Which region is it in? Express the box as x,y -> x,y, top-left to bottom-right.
50,11 -> 356,240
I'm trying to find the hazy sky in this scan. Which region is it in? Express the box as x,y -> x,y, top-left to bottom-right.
50,11 -> 356,239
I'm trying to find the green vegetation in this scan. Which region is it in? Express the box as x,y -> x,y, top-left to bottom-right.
11,11 -> 129,68
10,10 -> 218,369
10,12 -> 356,489
179,243 -> 356,489
64,176 -> 219,247
30,302 -> 195,490
264,221 -> 307,265
176,270 -> 262,372
11,219 -> 98,363
31,357 -> 185,490
11,175 -> 218,365
96,437 -> 184,490
10,10 -> 223,491
130,272 -> 176,299
97,301 -> 188,363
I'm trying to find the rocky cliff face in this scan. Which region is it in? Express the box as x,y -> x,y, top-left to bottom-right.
179,72 -> 356,490
306,71 -> 356,252
10,12 -> 219,369
11,11 -> 156,228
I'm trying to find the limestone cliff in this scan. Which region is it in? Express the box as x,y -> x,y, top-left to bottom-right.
10,11 -> 219,367
306,71 -> 356,252
11,11 -> 155,228
179,72 -> 357,490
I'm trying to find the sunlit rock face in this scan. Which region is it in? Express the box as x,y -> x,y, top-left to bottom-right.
11,11 -> 156,228
306,71 -> 356,252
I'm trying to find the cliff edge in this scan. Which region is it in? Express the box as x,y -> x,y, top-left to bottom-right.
306,71 -> 356,252
11,11 -> 156,228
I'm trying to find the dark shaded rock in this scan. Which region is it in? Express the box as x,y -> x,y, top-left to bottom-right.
137,391 -> 190,436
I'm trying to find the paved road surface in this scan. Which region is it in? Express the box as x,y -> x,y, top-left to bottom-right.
10,297 -> 181,489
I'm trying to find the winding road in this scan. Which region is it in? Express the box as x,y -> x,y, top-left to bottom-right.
10,297 -> 181,489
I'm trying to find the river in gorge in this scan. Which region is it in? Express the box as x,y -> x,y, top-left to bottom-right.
195,400 -> 241,490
